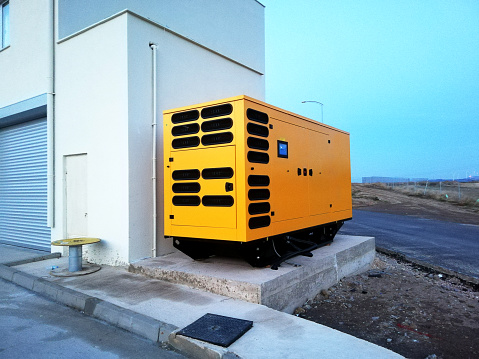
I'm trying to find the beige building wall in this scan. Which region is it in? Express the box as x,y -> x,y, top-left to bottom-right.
53,15 -> 131,264
0,0 -> 50,108
54,9 -> 265,265
1,1 -> 265,264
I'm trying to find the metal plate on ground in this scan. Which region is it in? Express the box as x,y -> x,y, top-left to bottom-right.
177,313 -> 253,347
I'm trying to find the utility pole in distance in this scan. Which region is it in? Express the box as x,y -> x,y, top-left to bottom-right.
302,100 -> 324,123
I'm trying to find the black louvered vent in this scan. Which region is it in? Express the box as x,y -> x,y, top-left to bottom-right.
246,108 -> 269,124
249,216 -> 271,229
172,182 -> 201,193
172,196 -> 201,206
172,169 -> 200,181
201,132 -> 233,146
248,202 -> 271,215
202,196 -> 234,207
171,110 -> 199,124
201,104 -> 233,119
201,118 -> 233,133
248,189 -> 270,201
247,137 -> 269,151
248,175 -> 270,187
172,123 -> 200,137
172,136 -> 200,149
202,167 -> 234,179
247,151 -> 269,164
247,123 -> 269,138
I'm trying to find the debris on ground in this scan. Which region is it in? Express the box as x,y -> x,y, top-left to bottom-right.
297,253 -> 479,359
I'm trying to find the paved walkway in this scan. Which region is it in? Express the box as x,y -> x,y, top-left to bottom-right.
0,243 -> 403,358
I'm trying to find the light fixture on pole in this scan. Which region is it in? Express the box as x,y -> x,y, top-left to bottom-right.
301,100 -> 323,123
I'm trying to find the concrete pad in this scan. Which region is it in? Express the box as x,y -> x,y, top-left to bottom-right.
129,235 -> 375,313
12,253 -> 402,358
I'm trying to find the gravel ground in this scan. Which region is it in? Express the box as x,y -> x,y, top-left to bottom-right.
295,253 -> 479,359
351,183 -> 479,225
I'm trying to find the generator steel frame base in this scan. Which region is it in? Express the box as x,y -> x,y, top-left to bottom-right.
171,220 -> 348,269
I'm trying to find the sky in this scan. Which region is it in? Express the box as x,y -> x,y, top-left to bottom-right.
259,0 -> 479,182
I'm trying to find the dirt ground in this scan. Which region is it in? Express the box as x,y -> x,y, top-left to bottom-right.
351,183 -> 479,225
296,184 -> 479,359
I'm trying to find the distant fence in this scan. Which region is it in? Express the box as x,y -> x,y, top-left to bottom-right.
362,176 -> 479,184
362,177 -> 427,184
365,180 -> 479,204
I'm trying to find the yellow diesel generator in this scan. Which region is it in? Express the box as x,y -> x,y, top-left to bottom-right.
164,96 -> 352,269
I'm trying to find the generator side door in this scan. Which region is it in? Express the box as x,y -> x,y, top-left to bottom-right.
308,129 -> 332,216
268,117 -> 310,222
167,146 -> 237,229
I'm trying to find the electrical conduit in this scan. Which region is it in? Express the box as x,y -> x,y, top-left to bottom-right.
150,42 -> 158,257
47,0 -> 55,228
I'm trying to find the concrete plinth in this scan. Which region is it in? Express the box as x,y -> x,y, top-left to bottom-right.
129,235 -> 375,313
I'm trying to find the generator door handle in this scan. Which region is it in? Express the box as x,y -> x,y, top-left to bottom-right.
225,182 -> 234,192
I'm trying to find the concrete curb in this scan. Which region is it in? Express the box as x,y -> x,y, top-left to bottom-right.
3,252 -> 61,267
376,247 -> 479,288
0,265 -> 176,341
0,263 -> 235,359
169,330 -> 241,359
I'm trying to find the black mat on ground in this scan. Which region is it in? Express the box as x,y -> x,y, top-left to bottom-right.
177,313 -> 253,347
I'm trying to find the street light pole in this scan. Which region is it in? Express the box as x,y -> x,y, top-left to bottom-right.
302,100 -> 324,123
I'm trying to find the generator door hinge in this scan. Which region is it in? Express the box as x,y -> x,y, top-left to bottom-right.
169,215 -> 174,219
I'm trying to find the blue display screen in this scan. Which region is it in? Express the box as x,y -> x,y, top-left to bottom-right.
278,141 -> 288,158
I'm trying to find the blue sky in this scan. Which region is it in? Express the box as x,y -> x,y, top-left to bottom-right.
259,0 -> 479,182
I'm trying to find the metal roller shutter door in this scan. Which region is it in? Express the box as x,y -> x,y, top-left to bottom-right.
0,118 -> 51,251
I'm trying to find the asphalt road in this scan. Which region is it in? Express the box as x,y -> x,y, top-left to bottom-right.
0,278 -> 186,359
339,209 -> 479,279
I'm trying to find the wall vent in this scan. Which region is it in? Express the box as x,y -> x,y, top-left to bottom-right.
172,110 -> 199,124
246,108 -> 269,124
247,123 -> 269,138
201,118 -> 233,133
173,196 -> 201,206
201,104 -> 233,119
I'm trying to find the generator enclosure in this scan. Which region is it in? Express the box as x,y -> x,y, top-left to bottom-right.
163,96 -> 352,253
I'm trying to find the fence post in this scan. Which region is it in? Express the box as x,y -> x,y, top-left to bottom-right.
424,180 -> 428,195
458,181 -> 461,200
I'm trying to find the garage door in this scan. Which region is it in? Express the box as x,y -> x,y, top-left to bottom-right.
0,118 -> 51,251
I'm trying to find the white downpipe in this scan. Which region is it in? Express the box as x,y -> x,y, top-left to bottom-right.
47,0 -> 55,228
150,43 -> 158,257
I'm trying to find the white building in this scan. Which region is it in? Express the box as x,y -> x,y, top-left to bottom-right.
0,0 -> 265,265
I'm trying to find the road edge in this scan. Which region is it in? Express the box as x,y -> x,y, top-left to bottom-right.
376,247 -> 479,289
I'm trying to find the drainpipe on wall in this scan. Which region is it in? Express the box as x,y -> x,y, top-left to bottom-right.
47,0 -> 55,228
150,42 -> 158,257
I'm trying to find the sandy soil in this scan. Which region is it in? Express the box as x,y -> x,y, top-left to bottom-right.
297,254 -> 479,359
296,184 -> 479,358
351,183 -> 479,225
